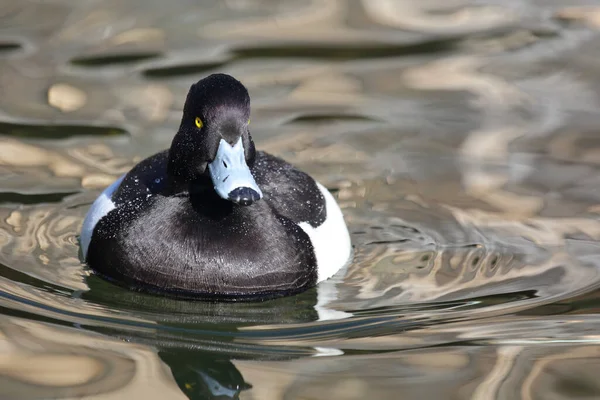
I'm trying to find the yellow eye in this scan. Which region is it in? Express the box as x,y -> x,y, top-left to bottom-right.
247,118 -> 250,125
195,117 -> 203,129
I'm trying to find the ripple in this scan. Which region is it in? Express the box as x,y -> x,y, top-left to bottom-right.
232,40 -> 459,60
0,41 -> 20,54
286,113 -> 381,124
142,60 -> 228,78
0,316 -> 180,399
71,52 -> 163,67
0,122 -> 127,139
0,191 -> 78,205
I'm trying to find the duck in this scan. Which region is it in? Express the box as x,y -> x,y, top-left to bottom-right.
80,73 -> 352,300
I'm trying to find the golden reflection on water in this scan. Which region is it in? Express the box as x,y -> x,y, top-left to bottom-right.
1,0 -> 600,399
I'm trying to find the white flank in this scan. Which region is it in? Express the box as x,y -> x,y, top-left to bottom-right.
298,182 -> 352,283
80,175 -> 125,259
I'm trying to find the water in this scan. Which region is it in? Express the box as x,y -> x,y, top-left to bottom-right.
2,0 -> 600,398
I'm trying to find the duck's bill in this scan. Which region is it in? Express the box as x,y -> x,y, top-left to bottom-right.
208,138 -> 263,206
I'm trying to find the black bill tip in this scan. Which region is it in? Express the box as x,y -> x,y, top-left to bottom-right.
228,187 -> 261,206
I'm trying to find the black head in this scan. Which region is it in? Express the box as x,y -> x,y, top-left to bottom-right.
167,74 -> 260,205
183,73 -> 250,137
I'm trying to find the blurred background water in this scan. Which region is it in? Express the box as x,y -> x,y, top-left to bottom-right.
2,0 -> 600,399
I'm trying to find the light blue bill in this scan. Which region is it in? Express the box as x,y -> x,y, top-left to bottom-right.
208,138 -> 263,202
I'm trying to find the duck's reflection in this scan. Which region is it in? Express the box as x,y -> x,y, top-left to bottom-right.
83,263 -> 351,400
159,350 -> 251,400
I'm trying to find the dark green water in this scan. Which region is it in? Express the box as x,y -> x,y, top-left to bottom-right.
2,1 -> 600,399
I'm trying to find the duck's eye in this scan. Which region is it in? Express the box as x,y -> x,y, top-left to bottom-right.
195,117 -> 204,129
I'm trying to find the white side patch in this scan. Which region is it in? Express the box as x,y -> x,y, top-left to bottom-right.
80,175 -> 125,259
298,182 -> 352,283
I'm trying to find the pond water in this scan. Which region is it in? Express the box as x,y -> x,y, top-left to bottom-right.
2,1 -> 600,399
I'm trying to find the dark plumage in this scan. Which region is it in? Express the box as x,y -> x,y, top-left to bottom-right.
82,73 -> 350,300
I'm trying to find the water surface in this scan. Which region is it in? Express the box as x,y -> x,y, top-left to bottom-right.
2,1 -> 600,399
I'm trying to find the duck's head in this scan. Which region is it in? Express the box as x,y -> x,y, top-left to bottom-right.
167,73 -> 262,206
